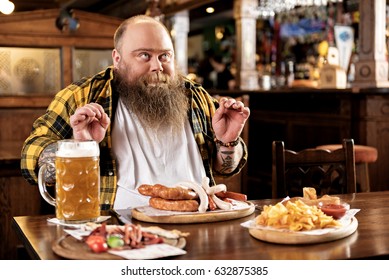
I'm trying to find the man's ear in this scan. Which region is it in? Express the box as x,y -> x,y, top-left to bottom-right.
112,49 -> 121,68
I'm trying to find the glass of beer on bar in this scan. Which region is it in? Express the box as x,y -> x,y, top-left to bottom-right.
38,139 -> 100,224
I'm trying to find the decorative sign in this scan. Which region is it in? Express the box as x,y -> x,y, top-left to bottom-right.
334,25 -> 354,72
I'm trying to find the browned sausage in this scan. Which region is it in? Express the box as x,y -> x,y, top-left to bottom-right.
149,197 -> 199,212
138,184 -> 198,200
208,195 -> 217,211
215,191 -> 247,201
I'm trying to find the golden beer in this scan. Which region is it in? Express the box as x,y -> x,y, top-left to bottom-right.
55,156 -> 100,223
38,140 -> 100,224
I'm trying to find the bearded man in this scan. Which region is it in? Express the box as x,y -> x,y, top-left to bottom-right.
21,15 -> 250,210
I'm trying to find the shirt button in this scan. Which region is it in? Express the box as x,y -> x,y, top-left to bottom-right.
108,171 -> 113,176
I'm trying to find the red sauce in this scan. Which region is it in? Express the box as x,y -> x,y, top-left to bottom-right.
320,204 -> 347,219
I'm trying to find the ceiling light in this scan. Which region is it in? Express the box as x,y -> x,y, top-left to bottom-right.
206,7 -> 215,14
0,1 -> 15,15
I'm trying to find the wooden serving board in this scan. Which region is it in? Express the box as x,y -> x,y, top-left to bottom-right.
248,217 -> 358,245
52,235 -> 186,260
132,201 -> 255,224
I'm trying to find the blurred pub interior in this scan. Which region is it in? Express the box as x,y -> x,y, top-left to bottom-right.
3,0 -> 364,90
2,0 -> 389,259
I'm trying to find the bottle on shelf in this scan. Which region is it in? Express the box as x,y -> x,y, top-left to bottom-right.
286,60 -> 295,88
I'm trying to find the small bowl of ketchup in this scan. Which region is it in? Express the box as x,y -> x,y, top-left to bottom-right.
319,203 -> 350,219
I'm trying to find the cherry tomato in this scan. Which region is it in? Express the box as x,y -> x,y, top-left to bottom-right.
86,235 -> 108,253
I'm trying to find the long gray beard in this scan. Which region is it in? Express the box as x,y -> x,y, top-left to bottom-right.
114,71 -> 189,134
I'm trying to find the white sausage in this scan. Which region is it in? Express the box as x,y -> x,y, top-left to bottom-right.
201,177 -> 231,210
211,194 -> 233,210
201,177 -> 227,195
177,181 -> 209,213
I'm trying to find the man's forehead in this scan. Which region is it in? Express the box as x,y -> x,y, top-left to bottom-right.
126,21 -> 169,37
124,22 -> 174,51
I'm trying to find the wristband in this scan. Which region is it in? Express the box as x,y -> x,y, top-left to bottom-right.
214,137 -> 240,147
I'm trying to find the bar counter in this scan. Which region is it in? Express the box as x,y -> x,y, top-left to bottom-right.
210,87 -> 389,199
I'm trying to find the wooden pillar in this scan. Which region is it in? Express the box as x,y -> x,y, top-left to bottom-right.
353,0 -> 389,89
171,10 -> 189,75
233,0 -> 259,90
62,46 -> 72,86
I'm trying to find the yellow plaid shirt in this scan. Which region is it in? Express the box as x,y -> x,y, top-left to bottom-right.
20,67 -> 247,210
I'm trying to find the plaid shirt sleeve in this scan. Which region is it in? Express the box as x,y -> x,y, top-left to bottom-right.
20,68 -> 114,186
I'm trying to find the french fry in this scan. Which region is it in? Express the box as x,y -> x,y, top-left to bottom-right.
255,200 -> 341,231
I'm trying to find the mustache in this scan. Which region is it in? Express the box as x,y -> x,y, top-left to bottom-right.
141,72 -> 170,85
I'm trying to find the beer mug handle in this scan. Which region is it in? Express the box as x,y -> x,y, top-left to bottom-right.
38,163 -> 56,207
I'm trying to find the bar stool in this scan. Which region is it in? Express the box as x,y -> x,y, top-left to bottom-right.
316,144 -> 378,192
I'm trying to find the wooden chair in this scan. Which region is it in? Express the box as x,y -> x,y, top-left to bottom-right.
316,144 -> 377,192
272,139 -> 356,199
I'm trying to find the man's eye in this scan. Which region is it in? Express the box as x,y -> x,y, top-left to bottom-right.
160,53 -> 171,62
140,53 -> 150,60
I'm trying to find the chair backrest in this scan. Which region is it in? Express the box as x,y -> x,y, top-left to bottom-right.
272,139 -> 356,199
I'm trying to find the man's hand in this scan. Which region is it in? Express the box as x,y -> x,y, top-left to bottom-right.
212,97 -> 250,143
70,103 -> 110,143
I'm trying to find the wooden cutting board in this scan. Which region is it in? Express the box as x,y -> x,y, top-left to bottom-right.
132,201 -> 255,224
52,234 -> 186,260
248,217 -> 358,244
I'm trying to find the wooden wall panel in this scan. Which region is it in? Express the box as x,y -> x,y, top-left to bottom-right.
0,177 -> 51,259
0,109 -> 46,142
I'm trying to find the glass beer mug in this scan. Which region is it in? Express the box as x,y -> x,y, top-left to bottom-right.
38,139 -> 100,224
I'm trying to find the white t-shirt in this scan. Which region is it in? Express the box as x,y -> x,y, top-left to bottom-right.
112,98 -> 206,209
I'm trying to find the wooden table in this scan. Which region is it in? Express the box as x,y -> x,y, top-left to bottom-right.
12,191 -> 389,260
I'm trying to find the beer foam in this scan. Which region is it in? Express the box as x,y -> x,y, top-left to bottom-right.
56,140 -> 99,157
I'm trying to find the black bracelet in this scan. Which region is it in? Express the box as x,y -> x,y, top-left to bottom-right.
214,137 -> 240,147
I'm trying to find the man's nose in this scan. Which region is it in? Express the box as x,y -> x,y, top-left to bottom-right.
150,57 -> 163,72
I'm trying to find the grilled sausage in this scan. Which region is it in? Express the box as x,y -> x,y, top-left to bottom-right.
215,191 -> 247,202
149,197 -> 199,212
138,184 -> 198,200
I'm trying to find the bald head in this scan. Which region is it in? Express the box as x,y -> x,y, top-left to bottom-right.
112,14 -> 176,85
114,15 -> 173,52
